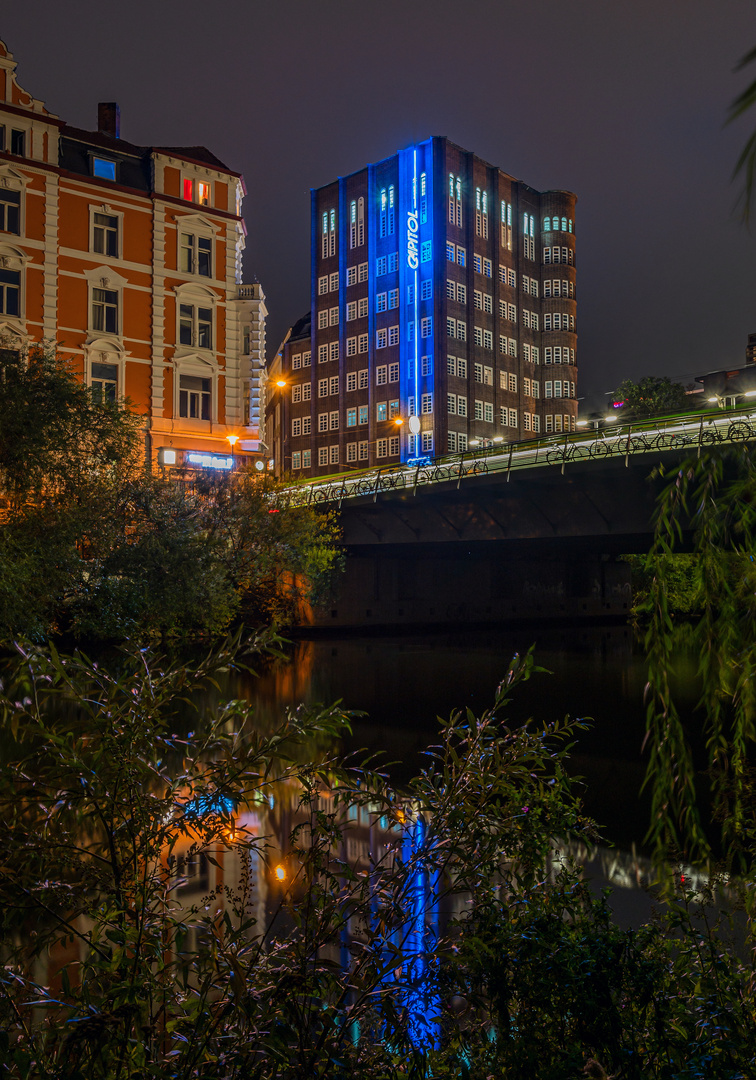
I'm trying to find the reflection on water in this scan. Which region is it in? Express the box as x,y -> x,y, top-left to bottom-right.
225,622 -> 702,852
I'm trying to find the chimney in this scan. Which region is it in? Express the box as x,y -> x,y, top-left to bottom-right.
97,102 -> 120,139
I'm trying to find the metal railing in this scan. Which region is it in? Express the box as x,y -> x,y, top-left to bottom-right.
281,407 -> 756,508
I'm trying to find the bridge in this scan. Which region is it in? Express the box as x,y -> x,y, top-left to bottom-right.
286,407 -> 753,629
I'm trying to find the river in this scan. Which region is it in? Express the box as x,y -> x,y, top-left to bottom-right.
230,619 -> 701,855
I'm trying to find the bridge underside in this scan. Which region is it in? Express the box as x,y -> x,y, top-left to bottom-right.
306,458 -> 687,630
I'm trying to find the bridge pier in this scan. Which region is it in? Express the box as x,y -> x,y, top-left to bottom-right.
312,541 -> 632,629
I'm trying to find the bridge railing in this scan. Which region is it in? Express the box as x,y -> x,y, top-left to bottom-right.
281,406 -> 756,508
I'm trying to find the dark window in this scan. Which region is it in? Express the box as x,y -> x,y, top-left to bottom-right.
0,268 -> 20,316
91,361 -> 118,404
92,288 -> 118,334
93,212 -> 118,257
10,130 -> 25,156
0,126 -> 5,152
179,374 -> 211,420
0,190 -> 20,234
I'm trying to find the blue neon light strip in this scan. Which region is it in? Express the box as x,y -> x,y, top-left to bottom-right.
413,148 -> 419,453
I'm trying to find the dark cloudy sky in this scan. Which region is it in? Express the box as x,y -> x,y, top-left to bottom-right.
4,1 -> 756,404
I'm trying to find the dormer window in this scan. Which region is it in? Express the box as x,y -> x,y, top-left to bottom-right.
92,157 -> 117,181
182,178 -> 211,206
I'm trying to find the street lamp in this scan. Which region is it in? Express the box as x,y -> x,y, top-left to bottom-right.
225,432 -> 237,466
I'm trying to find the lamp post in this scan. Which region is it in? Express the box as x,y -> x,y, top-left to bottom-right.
226,433 -> 239,468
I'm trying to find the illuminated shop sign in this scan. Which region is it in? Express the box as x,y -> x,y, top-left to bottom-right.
187,453 -> 233,470
158,447 -> 234,470
406,210 -> 419,269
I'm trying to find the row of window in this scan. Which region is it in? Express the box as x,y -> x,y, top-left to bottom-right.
318,272 -> 340,295
544,380 -> 577,398
543,278 -> 574,298
1,196 -> 215,280
544,312 -> 575,332
544,247 -> 574,265
545,414 -> 576,433
544,346 -> 576,365
543,216 -> 573,233
317,376 -> 340,397
0,272 -> 215,350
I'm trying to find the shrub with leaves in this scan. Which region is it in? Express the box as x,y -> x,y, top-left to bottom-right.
0,637 -> 754,1078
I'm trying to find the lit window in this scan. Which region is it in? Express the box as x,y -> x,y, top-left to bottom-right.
93,157 -> 116,181
292,451 -> 301,469
377,401 -> 387,422
347,407 -> 357,427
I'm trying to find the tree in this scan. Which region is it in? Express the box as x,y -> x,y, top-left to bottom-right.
728,45 -> 756,223
613,376 -> 692,420
0,342 -> 342,642
0,638 -> 754,1079
637,446 -> 756,875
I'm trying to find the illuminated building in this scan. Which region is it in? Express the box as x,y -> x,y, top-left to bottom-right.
268,137 -> 576,476
0,37 -> 265,469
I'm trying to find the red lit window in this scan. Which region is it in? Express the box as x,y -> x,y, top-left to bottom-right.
183,178 -> 193,201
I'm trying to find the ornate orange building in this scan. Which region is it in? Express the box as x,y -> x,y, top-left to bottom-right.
0,37 -> 265,469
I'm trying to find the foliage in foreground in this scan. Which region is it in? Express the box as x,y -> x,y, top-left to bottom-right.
0,638 -> 754,1079
0,344 -> 341,642
638,447 -> 756,874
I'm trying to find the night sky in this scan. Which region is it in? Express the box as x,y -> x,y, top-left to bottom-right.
4,1 -> 756,408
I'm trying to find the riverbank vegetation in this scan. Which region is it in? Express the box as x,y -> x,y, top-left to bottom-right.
0,344 -> 341,644
0,637 -> 754,1078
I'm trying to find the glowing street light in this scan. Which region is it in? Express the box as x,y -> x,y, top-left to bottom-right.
274,864 -> 286,882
